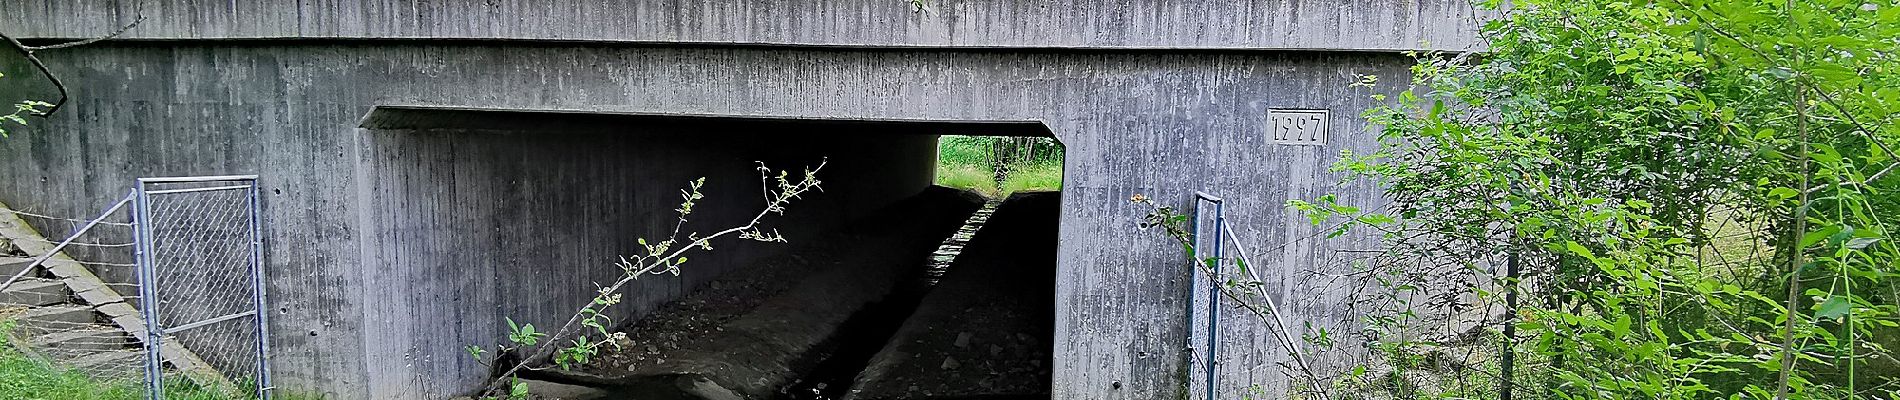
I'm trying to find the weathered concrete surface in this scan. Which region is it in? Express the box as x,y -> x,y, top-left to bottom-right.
0,40 -> 1409,399
847,191 -> 1058,400
2,0 -> 1487,52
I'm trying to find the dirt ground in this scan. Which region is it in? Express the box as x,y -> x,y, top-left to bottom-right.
843,191 -> 1058,400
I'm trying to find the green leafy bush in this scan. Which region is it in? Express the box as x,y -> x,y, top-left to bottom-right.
1290,0 -> 1900,398
1105,0 -> 1900,399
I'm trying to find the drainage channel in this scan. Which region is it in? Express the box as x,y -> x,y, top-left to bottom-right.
779,199 -> 1002,400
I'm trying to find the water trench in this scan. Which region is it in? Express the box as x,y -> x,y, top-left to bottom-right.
522,188 -> 1055,400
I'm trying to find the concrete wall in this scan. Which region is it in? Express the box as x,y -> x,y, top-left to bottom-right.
0,31 -> 1418,400
3,0 -> 1488,51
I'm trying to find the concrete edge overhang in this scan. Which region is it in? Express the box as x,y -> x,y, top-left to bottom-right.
357,105 -> 1057,138
18,36 -> 1484,55
4,0 -> 1492,54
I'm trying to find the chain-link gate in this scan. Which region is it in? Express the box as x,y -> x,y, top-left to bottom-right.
132,175 -> 271,399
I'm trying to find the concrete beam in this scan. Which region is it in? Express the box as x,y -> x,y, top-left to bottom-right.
358,105 -> 1055,137
2,0 -> 1487,52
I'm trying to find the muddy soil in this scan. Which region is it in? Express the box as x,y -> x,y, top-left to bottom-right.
526,186 -> 985,399
843,191 -> 1058,400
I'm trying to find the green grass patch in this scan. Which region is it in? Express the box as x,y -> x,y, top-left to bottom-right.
935,163 -> 999,197
0,316 -> 316,400
0,317 -> 146,400
934,135 -> 1063,197
1001,163 -> 1063,194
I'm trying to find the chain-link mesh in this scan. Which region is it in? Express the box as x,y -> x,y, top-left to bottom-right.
0,179 -> 270,399
136,178 -> 270,398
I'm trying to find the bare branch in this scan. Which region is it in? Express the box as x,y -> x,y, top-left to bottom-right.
0,33 -> 70,117
24,14 -> 145,52
479,160 -> 827,396
0,10 -> 145,118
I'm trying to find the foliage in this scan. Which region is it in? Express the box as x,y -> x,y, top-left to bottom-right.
1119,0 -> 1897,398
936,135 -> 1063,196
1277,0 -> 1900,399
0,72 -> 51,138
1001,162 -> 1063,193
0,318 -> 315,400
936,163 -> 999,196
468,161 -> 826,398
1131,195 -> 1334,400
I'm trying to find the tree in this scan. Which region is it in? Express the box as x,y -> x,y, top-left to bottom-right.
1153,0 -> 1897,398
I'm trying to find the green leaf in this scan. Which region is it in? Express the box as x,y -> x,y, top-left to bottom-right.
510,378 -> 531,399
1565,241 -> 1597,260
1844,237 -> 1881,250
1813,296 -> 1852,320
1800,226 -> 1842,248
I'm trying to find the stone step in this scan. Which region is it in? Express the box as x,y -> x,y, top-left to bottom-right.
13,305 -> 99,336
64,349 -> 144,381
31,329 -> 137,357
93,302 -> 137,319
0,278 -> 70,306
0,256 -> 39,280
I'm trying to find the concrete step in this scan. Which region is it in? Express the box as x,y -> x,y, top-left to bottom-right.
31,329 -> 137,359
65,349 -> 144,381
0,256 -> 39,280
0,278 -> 71,306
13,305 -> 100,336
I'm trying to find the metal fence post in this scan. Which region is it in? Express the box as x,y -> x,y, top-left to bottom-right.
133,179 -> 166,399
246,182 -> 273,399
1193,191 -> 1224,400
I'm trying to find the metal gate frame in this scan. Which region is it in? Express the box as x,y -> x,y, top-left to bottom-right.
1190,191 -> 1225,400
132,175 -> 272,399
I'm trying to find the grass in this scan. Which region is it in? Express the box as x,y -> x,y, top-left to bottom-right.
934,135 -> 1064,197
936,163 -> 1000,197
1001,162 -> 1063,194
0,339 -> 145,399
0,316 -> 318,400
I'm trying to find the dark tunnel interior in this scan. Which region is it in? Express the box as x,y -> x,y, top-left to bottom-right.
357,107 -> 1062,400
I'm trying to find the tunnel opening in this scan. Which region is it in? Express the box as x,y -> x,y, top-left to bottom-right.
356,106 -> 1061,400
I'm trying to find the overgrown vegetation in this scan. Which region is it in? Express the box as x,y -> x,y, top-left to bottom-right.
935,135 -> 1063,196
1145,0 -> 1897,398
